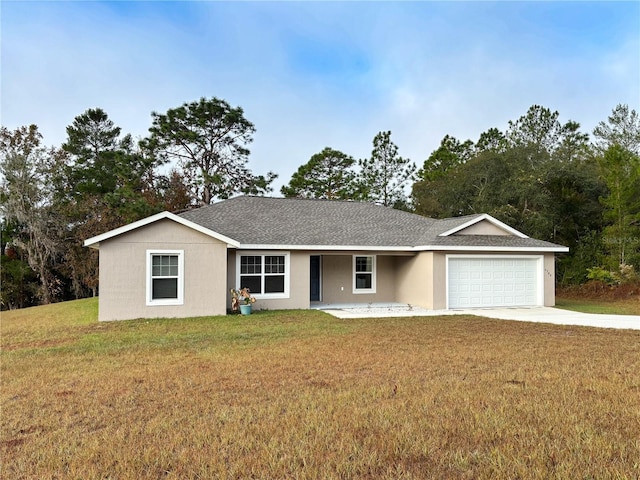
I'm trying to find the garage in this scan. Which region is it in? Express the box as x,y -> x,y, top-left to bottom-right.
447,256 -> 542,309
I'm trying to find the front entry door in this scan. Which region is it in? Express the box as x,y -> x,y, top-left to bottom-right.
310,255 -> 321,301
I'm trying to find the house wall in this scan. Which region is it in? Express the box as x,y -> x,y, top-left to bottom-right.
98,219 -> 228,321
433,253 -> 448,309
395,252 -> 434,309
227,250 -> 310,310
321,254 -> 396,304
544,253 -> 556,306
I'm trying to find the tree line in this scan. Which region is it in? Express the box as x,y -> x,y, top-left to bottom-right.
1,98 -> 638,309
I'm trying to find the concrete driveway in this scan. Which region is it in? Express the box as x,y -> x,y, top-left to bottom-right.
319,304 -> 640,330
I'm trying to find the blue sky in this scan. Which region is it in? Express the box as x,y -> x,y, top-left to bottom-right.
2,1 -> 639,192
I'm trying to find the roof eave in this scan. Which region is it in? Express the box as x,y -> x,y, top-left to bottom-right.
237,244 -> 415,252
414,245 -> 569,253
236,244 -> 569,253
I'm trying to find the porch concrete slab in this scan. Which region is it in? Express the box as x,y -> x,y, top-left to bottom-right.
320,304 -> 640,330
320,305 -> 458,319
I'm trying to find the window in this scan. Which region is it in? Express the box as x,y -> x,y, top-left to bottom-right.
353,255 -> 376,294
237,252 -> 289,298
147,250 -> 184,305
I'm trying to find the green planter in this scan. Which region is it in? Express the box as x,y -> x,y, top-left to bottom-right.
239,304 -> 252,315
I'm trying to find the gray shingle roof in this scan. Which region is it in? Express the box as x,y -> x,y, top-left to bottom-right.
178,196 -> 566,251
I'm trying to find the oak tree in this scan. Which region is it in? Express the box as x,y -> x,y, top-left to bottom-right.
0,125 -> 64,303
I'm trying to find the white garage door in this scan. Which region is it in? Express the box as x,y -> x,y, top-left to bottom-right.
448,257 -> 541,309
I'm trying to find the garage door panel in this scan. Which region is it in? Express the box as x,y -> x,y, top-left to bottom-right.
449,257 -> 540,309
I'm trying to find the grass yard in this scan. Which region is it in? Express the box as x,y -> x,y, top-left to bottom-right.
556,283 -> 640,316
2,299 -> 640,479
555,296 -> 640,316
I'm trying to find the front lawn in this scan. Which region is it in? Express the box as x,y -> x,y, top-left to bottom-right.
2,299 -> 640,479
555,296 -> 640,315
556,284 -> 640,315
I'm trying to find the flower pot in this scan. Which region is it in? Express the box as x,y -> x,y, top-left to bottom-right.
239,304 -> 252,315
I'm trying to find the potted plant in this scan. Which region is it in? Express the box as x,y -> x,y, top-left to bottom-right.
230,287 -> 256,315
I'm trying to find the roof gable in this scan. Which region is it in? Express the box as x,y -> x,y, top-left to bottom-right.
438,214 -> 528,238
83,211 -> 240,249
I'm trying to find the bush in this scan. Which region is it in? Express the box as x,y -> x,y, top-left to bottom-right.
586,266 -> 618,285
618,263 -> 639,283
586,264 -> 639,286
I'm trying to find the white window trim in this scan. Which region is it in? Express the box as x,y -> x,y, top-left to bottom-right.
146,249 -> 184,306
353,254 -> 376,294
236,251 -> 290,299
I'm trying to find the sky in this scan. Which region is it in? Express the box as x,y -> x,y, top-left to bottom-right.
2,0 -> 639,193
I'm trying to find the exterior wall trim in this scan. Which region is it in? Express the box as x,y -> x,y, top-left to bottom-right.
240,244 -> 569,253
414,245 -> 569,253
239,244 -> 415,252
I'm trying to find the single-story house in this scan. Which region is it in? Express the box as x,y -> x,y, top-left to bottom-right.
84,196 -> 569,321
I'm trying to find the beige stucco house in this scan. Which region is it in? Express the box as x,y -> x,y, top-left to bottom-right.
84,196 -> 569,321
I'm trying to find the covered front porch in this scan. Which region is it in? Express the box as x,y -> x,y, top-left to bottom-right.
308,252 -> 429,307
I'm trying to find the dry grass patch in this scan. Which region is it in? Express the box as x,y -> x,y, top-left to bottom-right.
2,300 -> 640,479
